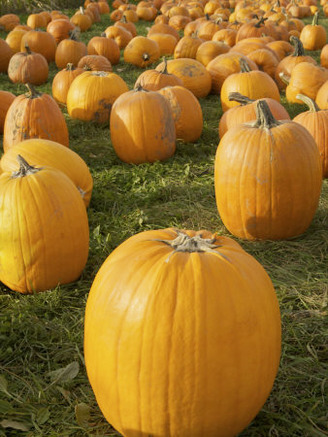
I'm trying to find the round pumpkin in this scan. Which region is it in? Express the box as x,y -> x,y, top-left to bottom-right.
67,71 -> 129,123
124,36 -> 160,68
0,90 -> 15,134
0,155 -> 89,294
0,139 -> 93,207
134,57 -> 183,91
110,86 -> 176,164
84,227 -> 281,437
3,84 -> 69,152
52,63 -> 84,107
214,100 -> 322,240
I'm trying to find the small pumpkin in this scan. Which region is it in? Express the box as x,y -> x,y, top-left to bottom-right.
87,33 -> 120,65
110,86 -> 176,164
134,57 -> 183,91
77,54 -> 113,72
299,11 -> 327,51
55,29 -> 87,69
0,155 -> 89,294
52,63 -> 84,107
7,43 -> 49,85
124,36 -> 160,68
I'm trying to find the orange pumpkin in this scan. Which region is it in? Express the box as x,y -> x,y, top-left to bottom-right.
52,63 -> 84,107
7,44 -> 49,85
299,11 -> 327,51
134,57 -> 183,91
0,90 -> 15,134
124,36 -> 160,68
84,227 -> 281,437
215,100 -> 322,240
110,86 -> 176,163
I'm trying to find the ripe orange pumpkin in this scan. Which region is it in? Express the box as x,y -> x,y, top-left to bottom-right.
0,155 -> 89,294
215,100 -> 322,240
84,227 -> 281,437
110,86 -> 176,163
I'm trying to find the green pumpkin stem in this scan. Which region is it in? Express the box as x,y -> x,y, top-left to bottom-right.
228,92 -> 254,105
290,35 -> 305,57
66,62 -> 75,71
253,100 -> 282,129
278,72 -> 290,85
12,155 -> 41,179
312,11 -> 319,26
239,58 -> 251,73
295,94 -> 320,112
24,43 -> 32,55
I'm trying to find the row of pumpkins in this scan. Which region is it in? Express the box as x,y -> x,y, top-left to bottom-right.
0,1 -> 325,436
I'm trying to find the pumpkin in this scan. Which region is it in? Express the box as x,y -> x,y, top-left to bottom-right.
55,29 -> 87,69
87,33 -> 120,65
315,80 -> 328,109
320,43 -> 328,69
218,92 -> 290,138
52,63 -> 84,107
212,28 -> 237,47
70,7 -> 93,32
195,40 -> 230,66
215,100 -> 322,240
5,28 -> 27,53
84,227 -> 281,437
0,38 -> 14,72
0,90 -> 15,134
148,32 -> 178,56
0,14 -> 20,32
299,11 -> 326,51
274,36 -> 316,90
20,30 -> 57,63
77,54 -> 113,72
266,40 -> 293,61
114,16 -> 137,37
124,36 -> 160,68
220,58 -> 280,112
7,44 -> 49,85
134,57 -> 183,91
147,22 -> 180,41
46,19 -> 75,44
67,71 -> 129,123
110,86 -> 176,164
0,155 -> 89,294
173,34 -> 203,59
3,84 -> 69,152
158,85 -> 203,142
293,94 -> 328,178
246,48 -> 279,79
156,57 -> 212,98
0,139 -> 93,207
281,61 -> 328,104
104,25 -> 133,49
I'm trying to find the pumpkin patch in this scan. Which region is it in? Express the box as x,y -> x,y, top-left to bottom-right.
0,2 -> 327,436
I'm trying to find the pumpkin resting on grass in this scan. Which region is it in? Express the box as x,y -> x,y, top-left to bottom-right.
84,227 -> 281,437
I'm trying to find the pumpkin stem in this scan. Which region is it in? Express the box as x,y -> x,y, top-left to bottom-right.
142,53 -> 150,61
69,27 -> 81,41
154,230 -> 229,261
12,155 -> 41,179
239,58 -> 251,73
25,83 -> 41,99
101,31 -> 107,37
24,43 -> 32,55
254,16 -> 267,27
290,35 -> 305,57
278,72 -> 290,85
159,57 -> 169,74
312,11 -> 319,26
295,94 -> 320,112
228,92 -> 254,105
66,62 -> 76,71
252,100 -> 282,129
134,84 -> 148,92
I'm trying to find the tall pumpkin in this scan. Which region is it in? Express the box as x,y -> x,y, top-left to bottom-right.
84,227 -> 281,437
0,155 -> 89,294
215,100 -> 322,240
110,86 -> 176,163
3,84 -> 69,152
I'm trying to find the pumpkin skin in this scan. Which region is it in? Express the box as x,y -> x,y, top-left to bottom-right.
3,85 -> 69,152
124,36 -> 160,68
67,71 -> 129,123
134,57 -> 183,91
52,63 -> 84,107
0,139 -> 93,207
215,100 -> 322,240
0,156 -> 89,294
158,85 -> 203,142
0,90 -> 15,134
293,94 -> 328,178
84,227 -> 281,437
0,38 -> 14,72
7,44 -> 49,85
110,87 -> 176,164
20,30 -> 57,63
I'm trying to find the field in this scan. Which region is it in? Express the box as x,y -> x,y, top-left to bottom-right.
0,4 -> 327,437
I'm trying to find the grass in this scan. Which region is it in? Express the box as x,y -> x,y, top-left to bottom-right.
0,6 -> 328,437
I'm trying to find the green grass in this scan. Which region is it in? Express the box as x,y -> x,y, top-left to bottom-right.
0,7 -> 328,437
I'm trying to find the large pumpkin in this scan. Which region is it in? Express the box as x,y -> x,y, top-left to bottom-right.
0,155 -> 89,293
84,227 -> 281,437
110,86 -> 176,163
215,100 -> 322,240
3,84 -> 69,152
